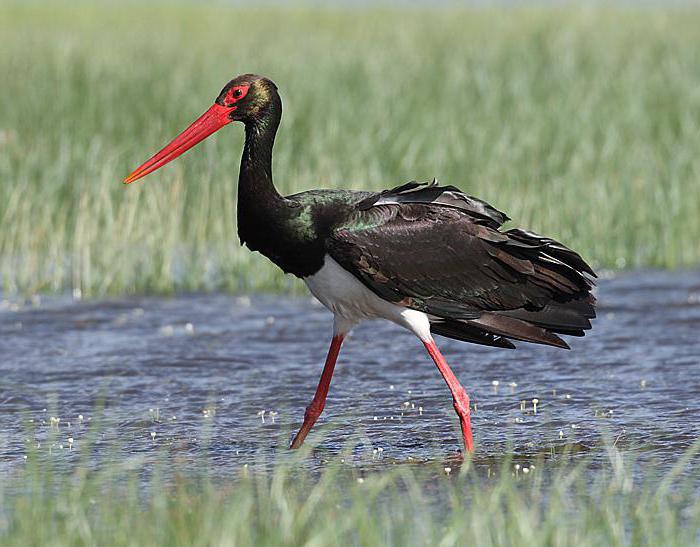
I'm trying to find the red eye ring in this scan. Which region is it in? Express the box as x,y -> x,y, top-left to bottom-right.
225,85 -> 250,106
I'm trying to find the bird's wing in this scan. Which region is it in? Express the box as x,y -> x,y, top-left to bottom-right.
327,180 -> 596,348
355,179 -> 510,228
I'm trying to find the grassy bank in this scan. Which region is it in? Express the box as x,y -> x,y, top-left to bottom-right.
1,3 -> 699,296
2,442 -> 699,546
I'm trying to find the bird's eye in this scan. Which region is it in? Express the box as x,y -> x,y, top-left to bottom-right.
224,85 -> 248,106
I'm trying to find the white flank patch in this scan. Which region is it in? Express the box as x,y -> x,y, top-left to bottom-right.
304,255 -> 432,341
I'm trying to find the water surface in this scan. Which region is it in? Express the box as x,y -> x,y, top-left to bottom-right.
1,270 -> 699,475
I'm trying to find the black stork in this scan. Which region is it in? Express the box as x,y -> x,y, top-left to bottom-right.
124,74 -> 596,454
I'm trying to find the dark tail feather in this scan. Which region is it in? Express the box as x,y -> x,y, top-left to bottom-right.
496,295 -> 596,336
467,312 -> 571,349
431,319 -> 516,349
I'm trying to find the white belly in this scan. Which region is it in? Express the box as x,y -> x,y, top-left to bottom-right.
304,255 -> 432,341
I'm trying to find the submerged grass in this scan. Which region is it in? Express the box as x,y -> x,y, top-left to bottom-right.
1,3 -> 700,295
2,439 -> 700,546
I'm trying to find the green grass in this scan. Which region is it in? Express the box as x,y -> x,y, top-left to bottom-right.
1,3 -> 700,296
3,439 -> 699,546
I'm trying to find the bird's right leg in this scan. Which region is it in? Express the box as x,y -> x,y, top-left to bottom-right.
422,337 -> 474,453
290,317 -> 352,449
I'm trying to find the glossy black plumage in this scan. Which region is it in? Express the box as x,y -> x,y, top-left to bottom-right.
325,180 -> 596,349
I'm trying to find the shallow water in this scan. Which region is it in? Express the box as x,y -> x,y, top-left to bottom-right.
1,270 -> 699,476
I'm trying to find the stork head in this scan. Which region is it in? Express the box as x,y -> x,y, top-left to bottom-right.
124,74 -> 279,184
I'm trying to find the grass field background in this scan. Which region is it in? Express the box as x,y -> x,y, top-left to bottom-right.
1,3 -> 699,296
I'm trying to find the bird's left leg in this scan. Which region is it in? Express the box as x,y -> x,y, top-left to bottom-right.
423,337 -> 474,453
290,317 -> 353,449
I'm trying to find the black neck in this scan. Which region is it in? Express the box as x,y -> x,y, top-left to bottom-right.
235,87 -> 332,277
238,93 -> 283,209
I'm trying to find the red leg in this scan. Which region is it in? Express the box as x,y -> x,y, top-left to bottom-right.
423,339 -> 474,453
290,334 -> 344,449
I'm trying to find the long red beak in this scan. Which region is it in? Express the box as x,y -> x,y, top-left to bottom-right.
123,103 -> 233,184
